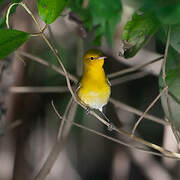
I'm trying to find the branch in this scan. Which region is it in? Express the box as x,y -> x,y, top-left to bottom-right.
34,98 -> 76,180
107,56 -> 163,79
18,51 -> 78,83
110,98 -> 169,126
10,86 -> 68,93
48,108 -> 180,159
161,26 -> 179,142
131,86 -> 168,136
111,71 -> 149,86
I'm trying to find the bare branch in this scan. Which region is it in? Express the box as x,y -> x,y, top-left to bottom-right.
34,98 -> 76,180
18,51 -> 78,83
110,98 -> 169,126
111,71 -> 149,86
10,86 -> 68,93
161,26 -> 179,142
108,56 -> 163,79
131,86 -> 168,136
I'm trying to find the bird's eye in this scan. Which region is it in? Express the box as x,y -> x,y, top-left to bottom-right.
90,57 -> 94,60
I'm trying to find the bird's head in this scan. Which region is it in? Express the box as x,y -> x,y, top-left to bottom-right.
83,49 -> 107,69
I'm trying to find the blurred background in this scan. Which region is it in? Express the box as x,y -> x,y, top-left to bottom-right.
0,0 -> 180,180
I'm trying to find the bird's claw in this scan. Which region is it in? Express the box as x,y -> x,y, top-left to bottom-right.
108,122 -> 115,131
85,107 -> 90,114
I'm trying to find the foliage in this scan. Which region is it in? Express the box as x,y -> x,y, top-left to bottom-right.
0,29 -> 30,59
142,0 -> 180,25
122,0 -> 180,58
37,0 -> 69,24
68,0 -> 122,46
122,12 -> 159,58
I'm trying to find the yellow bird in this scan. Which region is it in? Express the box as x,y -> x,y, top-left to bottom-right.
77,49 -> 111,113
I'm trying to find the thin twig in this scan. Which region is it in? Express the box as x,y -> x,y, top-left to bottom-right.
17,51 -> 78,83
111,71 -> 149,86
56,98 -> 74,139
114,126 -> 180,159
1,120 -> 22,136
107,56 -> 163,79
5,120 -> 22,132
161,26 -> 179,142
31,24 -> 48,37
10,86 -> 68,93
131,86 -> 168,136
51,109 -> 180,159
66,120 -> 178,158
110,98 -> 169,126
34,98 -> 75,180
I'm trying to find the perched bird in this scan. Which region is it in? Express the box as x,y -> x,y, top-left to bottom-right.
77,49 -> 111,113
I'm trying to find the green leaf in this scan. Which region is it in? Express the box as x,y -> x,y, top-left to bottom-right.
68,0 -> 122,46
0,29 -> 30,59
0,0 -> 4,4
159,47 -> 180,141
88,0 -> 122,46
122,12 -> 159,58
37,0 -> 69,24
68,0 -> 93,31
0,0 -> 23,28
140,0 -> 180,25
156,4 -> 180,25
0,16 -> 6,29
169,24 -> 180,53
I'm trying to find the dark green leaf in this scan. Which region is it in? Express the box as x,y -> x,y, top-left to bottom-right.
0,16 -> 6,29
169,24 -> 180,53
156,4 -> 180,25
37,0 -> 69,24
122,12 -> 159,58
140,0 -> 180,25
0,29 -> 30,59
89,0 -> 122,46
0,0 -> 4,4
68,0 -> 122,46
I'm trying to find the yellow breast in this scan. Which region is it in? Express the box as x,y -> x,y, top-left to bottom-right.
77,79 -> 110,111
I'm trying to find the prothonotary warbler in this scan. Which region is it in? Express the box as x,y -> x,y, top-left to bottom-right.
77,49 -> 111,114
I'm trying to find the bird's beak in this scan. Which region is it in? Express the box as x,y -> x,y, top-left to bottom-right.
97,56 -> 107,60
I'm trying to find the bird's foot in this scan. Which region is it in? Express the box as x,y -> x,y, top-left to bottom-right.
107,122 -> 115,131
85,107 -> 90,114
